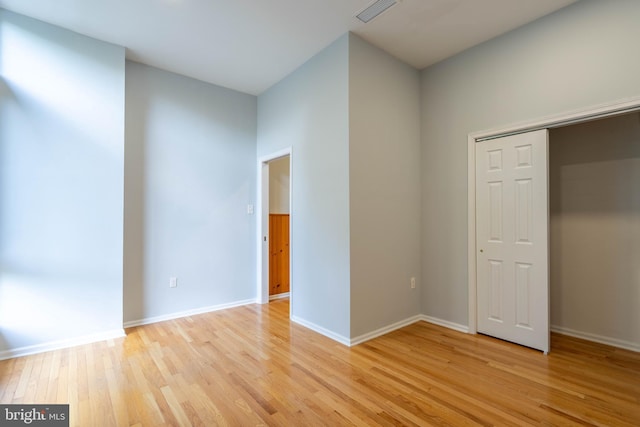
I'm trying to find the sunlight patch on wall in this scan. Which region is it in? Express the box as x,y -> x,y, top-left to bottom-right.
1,20 -> 121,154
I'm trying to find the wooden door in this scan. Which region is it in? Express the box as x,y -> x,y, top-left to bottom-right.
269,214 -> 290,296
476,129 -> 549,353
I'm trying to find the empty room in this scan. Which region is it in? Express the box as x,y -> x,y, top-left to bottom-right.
1,0 -> 639,426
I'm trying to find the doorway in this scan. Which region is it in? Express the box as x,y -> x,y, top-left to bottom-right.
257,149 -> 292,306
468,97 -> 640,353
268,156 -> 290,300
548,113 -> 640,350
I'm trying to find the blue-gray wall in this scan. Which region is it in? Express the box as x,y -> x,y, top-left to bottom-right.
3,0 -> 639,356
257,35 -> 351,340
256,33 -> 422,342
420,0 -> 640,328
0,10 -> 125,355
124,62 -> 257,324
348,34 -> 422,338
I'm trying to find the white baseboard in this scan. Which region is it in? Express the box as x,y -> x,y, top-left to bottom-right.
350,315 -> 423,346
290,315 -> 350,346
291,314 -> 470,348
0,329 -> 126,361
269,292 -> 290,301
551,325 -> 640,353
420,315 -> 470,334
123,299 -> 255,328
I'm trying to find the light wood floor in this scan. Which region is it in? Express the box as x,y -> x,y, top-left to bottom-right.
1,299 -> 638,426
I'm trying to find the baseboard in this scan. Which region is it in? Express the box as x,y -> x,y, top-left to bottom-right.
290,315 -> 350,346
350,315 -> 423,346
291,314 -> 470,348
124,299 -> 255,328
269,292 -> 290,301
420,315 -> 470,334
0,329 -> 126,361
551,325 -> 640,353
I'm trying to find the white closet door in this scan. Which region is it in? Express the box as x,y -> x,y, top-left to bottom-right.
476,129 -> 549,353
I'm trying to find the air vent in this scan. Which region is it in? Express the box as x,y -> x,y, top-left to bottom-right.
356,0 -> 398,23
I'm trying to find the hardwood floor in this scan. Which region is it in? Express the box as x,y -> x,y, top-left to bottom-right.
1,299 -> 639,426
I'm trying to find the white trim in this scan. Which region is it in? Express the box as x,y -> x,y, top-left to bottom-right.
123,299 -> 255,328
350,315 -> 423,346
468,95 -> 640,336
258,148 -> 292,164
468,133 -> 477,334
290,315 -> 350,347
257,160 -> 269,304
472,96 -> 640,142
552,325 -> 640,353
421,315 -> 470,334
269,292 -> 290,301
0,329 -> 126,361
291,314 -> 470,348
256,148 -> 292,306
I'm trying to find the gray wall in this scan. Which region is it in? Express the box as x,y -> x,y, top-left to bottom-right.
0,11 -> 125,353
550,113 -> 640,346
257,33 -> 422,340
257,35 -> 351,339
348,34 -> 422,337
124,62 -> 257,323
5,0 -> 638,354
420,0 -> 640,326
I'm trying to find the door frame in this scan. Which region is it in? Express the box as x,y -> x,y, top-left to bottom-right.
467,96 -> 640,334
257,148 -> 292,305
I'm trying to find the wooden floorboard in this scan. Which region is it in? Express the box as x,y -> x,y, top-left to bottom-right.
1,299 -> 638,426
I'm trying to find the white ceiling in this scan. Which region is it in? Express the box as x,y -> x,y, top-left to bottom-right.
0,0 -> 577,95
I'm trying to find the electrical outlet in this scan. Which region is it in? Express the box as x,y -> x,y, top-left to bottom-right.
410,277 -> 416,289
169,277 -> 177,288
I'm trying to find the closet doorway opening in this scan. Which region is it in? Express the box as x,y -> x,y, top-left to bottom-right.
468,97 -> 640,354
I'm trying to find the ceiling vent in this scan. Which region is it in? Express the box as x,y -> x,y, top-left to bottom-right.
356,0 -> 398,23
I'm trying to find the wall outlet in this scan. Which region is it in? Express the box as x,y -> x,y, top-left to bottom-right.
410,277 -> 416,289
247,204 -> 254,215
169,277 -> 177,288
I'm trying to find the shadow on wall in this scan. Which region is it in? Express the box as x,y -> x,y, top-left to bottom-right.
122,73 -> 148,326
549,112 -> 640,345
550,112 -> 640,215
0,332 -> 7,355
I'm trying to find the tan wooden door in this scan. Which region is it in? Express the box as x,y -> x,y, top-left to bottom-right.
269,214 -> 290,296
